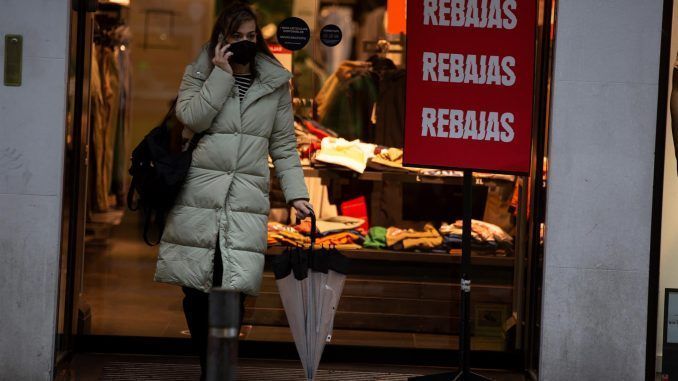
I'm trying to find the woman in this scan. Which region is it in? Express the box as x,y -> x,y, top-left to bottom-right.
154,2 -> 313,377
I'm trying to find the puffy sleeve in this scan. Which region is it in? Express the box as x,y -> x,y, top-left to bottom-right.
268,85 -> 309,203
175,55 -> 235,133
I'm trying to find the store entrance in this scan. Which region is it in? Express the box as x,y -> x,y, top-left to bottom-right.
57,0 -> 555,377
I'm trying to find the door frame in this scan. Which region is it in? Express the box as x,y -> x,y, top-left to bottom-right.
646,0 -> 675,379
54,0 -> 97,373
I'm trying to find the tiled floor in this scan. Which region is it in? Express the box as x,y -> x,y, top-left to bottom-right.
81,212 -> 503,350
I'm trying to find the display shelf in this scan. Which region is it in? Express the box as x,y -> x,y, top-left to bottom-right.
299,166 -> 515,186
266,246 -> 514,267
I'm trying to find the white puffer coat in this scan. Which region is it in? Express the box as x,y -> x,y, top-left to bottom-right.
155,47 -> 308,295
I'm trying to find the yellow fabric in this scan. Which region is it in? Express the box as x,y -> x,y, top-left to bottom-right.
386,224 -> 441,248
315,137 -> 376,173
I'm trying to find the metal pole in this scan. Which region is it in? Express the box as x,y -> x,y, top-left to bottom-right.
409,171 -> 492,381
459,170 -> 473,374
207,289 -> 240,381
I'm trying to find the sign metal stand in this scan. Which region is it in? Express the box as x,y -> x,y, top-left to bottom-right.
409,171 -> 492,381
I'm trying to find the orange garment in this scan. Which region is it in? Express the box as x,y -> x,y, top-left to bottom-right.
315,231 -> 362,246
268,222 -> 309,246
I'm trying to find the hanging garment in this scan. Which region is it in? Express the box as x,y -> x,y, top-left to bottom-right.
319,6 -> 354,75
316,62 -> 378,141
89,46 -> 110,212
316,61 -> 370,120
156,47 -> 309,295
375,69 -> 406,148
101,46 -> 120,201
111,48 -> 131,203
111,25 -> 132,205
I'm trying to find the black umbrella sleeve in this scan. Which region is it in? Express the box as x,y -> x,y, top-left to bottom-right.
272,248 -> 310,281
270,211 -> 350,280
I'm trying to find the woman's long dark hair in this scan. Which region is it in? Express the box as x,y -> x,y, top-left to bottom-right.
208,2 -> 278,77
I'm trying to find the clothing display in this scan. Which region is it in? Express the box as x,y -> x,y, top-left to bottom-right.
315,231 -> 364,249
268,221 -> 363,250
111,25 -> 132,205
316,61 -> 368,118
367,146 -> 418,172
156,46 -> 308,296
364,226 -> 387,249
295,215 -> 365,235
440,220 -> 514,251
89,20 -> 132,212
314,137 -> 376,173
268,222 -> 310,247
315,61 -> 378,141
385,224 -> 443,250
73,1 -> 533,360
89,46 -> 108,212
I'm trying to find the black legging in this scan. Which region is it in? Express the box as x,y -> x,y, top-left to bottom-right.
182,243 -> 246,379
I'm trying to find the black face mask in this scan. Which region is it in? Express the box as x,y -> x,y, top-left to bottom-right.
228,40 -> 258,65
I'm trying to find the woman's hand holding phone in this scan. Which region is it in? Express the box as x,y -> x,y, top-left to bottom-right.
213,41 -> 233,74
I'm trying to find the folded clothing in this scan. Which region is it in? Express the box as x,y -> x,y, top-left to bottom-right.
386,224 -> 443,250
295,215 -> 365,235
440,219 -> 513,251
367,147 -> 433,173
364,226 -> 387,249
268,222 -> 309,247
442,234 -> 499,251
315,231 -> 365,247
314,137 -> 376,173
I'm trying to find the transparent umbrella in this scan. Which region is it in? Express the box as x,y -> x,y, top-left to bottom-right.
272,212 -> 350,381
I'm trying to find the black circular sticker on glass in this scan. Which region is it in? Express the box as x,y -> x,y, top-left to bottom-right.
320,24 -> 342,47
277,17 -> 310,51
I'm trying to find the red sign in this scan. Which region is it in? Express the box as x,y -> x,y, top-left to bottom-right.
268,43 -> 292,55
403,0 -> 537,174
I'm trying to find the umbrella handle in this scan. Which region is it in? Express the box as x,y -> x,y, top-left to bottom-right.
309,210 -> 317,249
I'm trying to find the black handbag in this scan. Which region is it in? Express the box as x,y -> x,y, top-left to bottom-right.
127,100 -> 204,245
